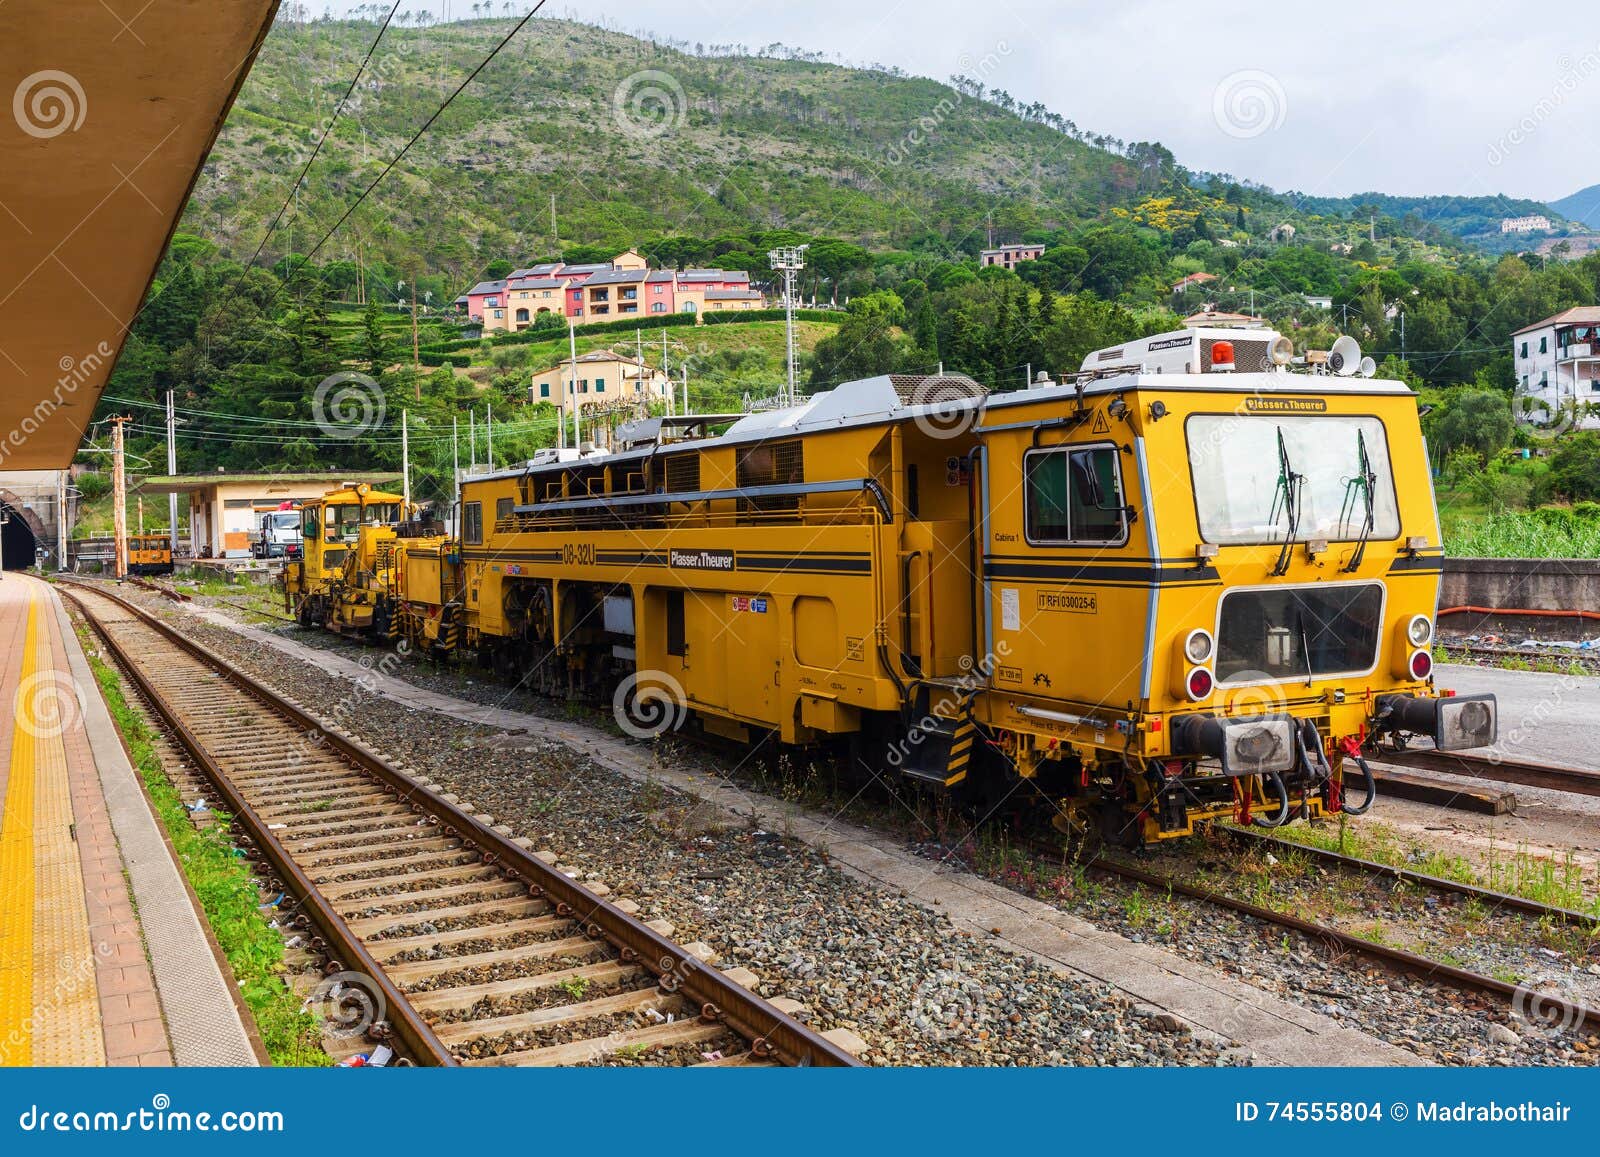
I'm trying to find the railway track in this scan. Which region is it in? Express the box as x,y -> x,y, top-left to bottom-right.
59,580 -> 858,1069
1373,747 -> 1600,799
1023,834 -> 1600,1038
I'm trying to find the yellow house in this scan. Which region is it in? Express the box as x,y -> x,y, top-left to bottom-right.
528,350 -> 673,420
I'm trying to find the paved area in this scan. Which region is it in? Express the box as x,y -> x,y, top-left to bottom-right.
182,602 -> 1417,1067
1439,663 -> 1600,772
0,575 -> 257,1067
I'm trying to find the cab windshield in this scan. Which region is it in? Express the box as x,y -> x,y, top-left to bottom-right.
328,501 -> 400,541
1186,414 -> 1400,545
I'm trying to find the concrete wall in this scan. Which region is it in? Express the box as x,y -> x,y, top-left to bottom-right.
1441,557 -> 1600,612
1440,557 -> 1600,636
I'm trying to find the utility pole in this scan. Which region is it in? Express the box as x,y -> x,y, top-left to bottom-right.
469,409 -> 476,473
56,472 -> 67,574
137,496 -> 144,535
401,409 -> 411,513
568,318 -> 581,448
451,414 -> 460,523
768,244 -> 808,407
681,367 -> 688,417
110,416 -> 131,579
550,192 -> 558,251
409,279 -> 422,399
487,401 -> 494,468
165,388 -> 179,558
1400,311 -> 1407,367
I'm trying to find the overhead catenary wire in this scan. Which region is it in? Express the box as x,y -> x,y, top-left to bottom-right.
213,0 -> 405,320
274,2 -> 551,290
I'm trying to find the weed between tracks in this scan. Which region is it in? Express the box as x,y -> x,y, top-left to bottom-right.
74,620 -> 328,1067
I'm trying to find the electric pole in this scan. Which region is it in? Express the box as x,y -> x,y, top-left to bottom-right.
401,409 -> 411,513
56,472 -> 67,573
166,389 -> 179,558
768,244 -> 808,407
568,318 -> 581,447
410,279 -> 422,398
110,416 -> 131,579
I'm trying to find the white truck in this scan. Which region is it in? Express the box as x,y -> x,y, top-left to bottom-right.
251,506 -> 302,560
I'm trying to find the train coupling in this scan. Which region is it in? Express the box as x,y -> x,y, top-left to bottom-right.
1170,713 -> 1298,777
1373,693 -> 1498,751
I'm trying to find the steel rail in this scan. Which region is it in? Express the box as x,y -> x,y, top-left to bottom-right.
1025,837 -> 1600,1038
61,579 -> 859,1068
1374,748 -> 1600,799
1223,827 -> 1599,928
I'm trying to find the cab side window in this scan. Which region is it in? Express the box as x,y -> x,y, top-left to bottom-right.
1024,445 -> 1127,545
463,501 -> 483,545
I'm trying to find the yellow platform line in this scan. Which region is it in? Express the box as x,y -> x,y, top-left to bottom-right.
0,589 -> 40,1065
30,594 -> 104,1066
0,586 -> 105,1066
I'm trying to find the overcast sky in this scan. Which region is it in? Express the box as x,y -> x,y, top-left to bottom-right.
318,0 -> 1598,202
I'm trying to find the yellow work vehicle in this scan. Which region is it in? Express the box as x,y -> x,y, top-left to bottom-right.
281,484 -> 407,632
298,323 -> 1497,845
126,533 -> 174,576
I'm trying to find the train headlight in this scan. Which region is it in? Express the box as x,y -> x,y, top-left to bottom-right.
1172,714 -> 1297,776
1376,693 -> 1497,751
1183,628 -> 1215,665
1406,615 -> 1433,647
1440,695 -> 1497,750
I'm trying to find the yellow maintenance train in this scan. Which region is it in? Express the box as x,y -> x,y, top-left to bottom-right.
284,322 -> 1496,845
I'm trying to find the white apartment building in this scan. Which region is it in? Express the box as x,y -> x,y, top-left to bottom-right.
1501,214 -> 1552,234
1512,306 -> 1600,427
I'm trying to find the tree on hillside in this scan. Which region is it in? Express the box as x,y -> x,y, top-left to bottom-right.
1431,390 -> 1513,462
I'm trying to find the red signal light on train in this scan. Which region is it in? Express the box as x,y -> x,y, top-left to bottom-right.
1186,667 -> 1214,701
1209,341 -> 1235,372
1408,650 -> 1433,681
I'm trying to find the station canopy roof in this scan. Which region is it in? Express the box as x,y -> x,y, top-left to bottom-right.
140,472 -> 403,496
0,1 -> 279,470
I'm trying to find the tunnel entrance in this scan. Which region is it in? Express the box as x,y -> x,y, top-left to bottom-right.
1,502 -> 38,570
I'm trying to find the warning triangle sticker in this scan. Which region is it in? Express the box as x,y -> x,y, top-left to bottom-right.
1091,410 -> 1110,434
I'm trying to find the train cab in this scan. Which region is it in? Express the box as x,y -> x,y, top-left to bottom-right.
282,484 -> 406,629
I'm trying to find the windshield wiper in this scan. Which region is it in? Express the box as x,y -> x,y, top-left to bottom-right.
1268,426 -> 1304,576
1339,429 -> 1377,573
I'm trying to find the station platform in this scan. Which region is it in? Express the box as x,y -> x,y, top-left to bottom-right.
0,573 -> 259,1067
